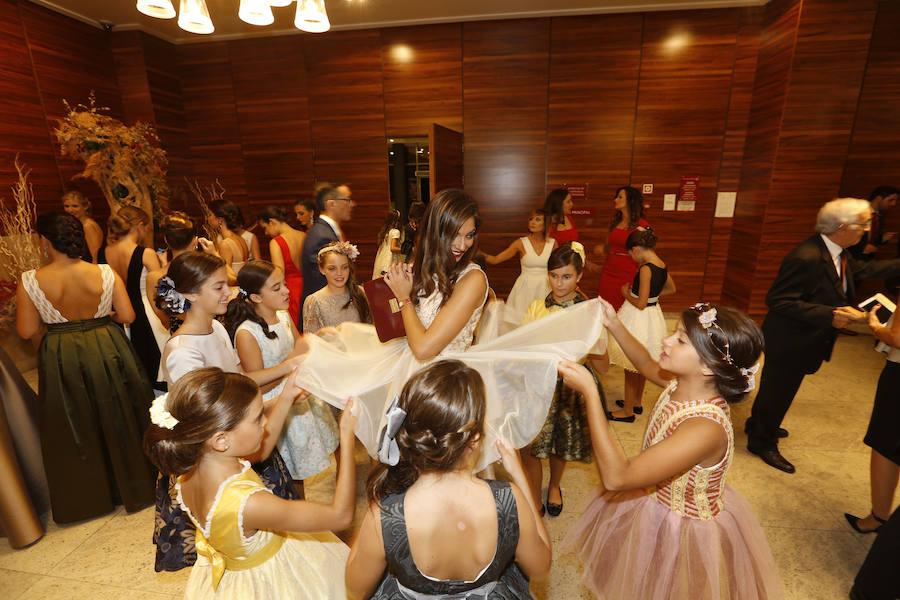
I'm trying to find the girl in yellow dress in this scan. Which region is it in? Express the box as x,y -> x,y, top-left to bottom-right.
144,367 -> 357,599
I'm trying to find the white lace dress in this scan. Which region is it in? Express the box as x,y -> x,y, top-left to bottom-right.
295,262 -> 609,471
236,311 -> 338,480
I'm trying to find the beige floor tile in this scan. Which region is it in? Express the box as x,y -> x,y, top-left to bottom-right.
0,568 -> 42,599
765,526 -> 869,600
0,510 -> 120,574
16,576 -> 174,600
49,507 -> 189,595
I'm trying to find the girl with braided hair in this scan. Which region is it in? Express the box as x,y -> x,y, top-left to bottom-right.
346,359 -> 551,599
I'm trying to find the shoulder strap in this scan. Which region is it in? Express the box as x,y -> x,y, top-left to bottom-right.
96,264 -> 116,317
21,270 -> 66,323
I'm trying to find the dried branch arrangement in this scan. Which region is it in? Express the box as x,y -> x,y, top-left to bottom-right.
185,178 -> 226,241
0,156 -> 43,329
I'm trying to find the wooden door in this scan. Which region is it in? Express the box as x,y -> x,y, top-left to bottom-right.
429,123 -> 463,197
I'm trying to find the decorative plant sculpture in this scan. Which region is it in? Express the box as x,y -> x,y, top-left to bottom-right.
55,93 -> 169,242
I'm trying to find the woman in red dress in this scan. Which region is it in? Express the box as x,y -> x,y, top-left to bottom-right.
258,206 -> 305,327
544,188 -> 578,244
597,186 -> 649,310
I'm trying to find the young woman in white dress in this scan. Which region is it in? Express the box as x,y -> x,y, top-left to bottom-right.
483,208 -> 556,329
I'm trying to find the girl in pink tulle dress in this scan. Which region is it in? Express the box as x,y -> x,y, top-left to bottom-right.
558,301 -> 783,600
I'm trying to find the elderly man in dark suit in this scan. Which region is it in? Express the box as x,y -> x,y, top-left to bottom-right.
746,198 -> 900,473
301,182 -> 353,314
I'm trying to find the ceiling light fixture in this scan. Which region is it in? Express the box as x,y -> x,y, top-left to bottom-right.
178,0 -> 214,34
239,0 -> 274,26
136,0 -> 176,19
294,0 -> 330,33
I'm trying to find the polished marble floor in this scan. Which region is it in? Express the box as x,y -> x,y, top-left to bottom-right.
0,318 -> 889,599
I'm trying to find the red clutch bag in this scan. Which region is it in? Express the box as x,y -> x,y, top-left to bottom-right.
362,277 -> 408,343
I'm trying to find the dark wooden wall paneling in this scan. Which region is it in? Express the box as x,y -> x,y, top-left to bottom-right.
839,1 -> 900,201
723,0 -> 802,312
18,1 -> 123,218
747,0 -> 877,316
0,0 -> 62,210
546,14 -> 643,295
701,7 -> 763,302
630,9 -> 740,309
178,42 -> 248,211
302,30 -> 389,274
381,24 -> 463,136
463,19 -> 551,295
228,36 -> 315,216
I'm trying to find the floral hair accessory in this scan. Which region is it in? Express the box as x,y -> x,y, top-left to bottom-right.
157,276 -> 189,314
150,393 -> 179,430
691,302 -> 733,365
740,363 -> 760,393
570,241 -> 586,264
318,241 -> 360,261
376,395 -> 407,466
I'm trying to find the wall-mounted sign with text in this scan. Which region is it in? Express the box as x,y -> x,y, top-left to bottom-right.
678,175 -> 700,212
566,183 -> 594,217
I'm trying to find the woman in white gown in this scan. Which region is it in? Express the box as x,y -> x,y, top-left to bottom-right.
295,190 -> 608,471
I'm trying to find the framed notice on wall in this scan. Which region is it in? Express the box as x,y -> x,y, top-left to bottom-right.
678,175 -> 700,211
566,183 -> 594,217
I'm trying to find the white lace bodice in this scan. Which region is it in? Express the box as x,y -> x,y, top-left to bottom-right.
415,262 -> 488,354
21,264 -> 115,324
235,311 -> 294,400
520,237 -> 554,275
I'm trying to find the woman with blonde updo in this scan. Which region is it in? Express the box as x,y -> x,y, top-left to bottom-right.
346,360 -> 551,599
104,206 -> 163,385
144,367 -> 356,599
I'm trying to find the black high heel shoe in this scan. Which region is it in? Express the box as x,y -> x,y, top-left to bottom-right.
844,511 -> 887,534
615,400 -> 642,415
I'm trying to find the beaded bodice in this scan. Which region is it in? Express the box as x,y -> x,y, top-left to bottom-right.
643,382 -> 733,520
415,262 -> 488,354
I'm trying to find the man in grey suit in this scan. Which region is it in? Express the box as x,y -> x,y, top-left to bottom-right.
301,182 -> 353,317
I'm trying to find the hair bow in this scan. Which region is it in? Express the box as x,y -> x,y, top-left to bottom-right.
740,363 -> 760,393
157,276 -> 190,314
570,241 -> 586,264
150,393 -> 179,429
376,396 -> 407,466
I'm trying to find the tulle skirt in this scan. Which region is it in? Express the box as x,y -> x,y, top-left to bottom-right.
503,270 -> 550,328
294,299 -> 608,472
562,485 -> 783,600
607,301 -> 667,373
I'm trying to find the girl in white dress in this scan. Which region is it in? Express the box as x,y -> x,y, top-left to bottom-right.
372,208 -> 402,278
145,367 -> 357,600
295,190 -> 608,471
483,208 -> 556,329
224,260 -> 339,495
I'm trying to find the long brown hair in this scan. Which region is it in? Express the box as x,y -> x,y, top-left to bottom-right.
411,189 -> 481,307
317,243 -> 371,323
366,360 -> 486,506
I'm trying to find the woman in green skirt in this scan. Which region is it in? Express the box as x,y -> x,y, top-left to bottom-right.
16,211 -> 156,523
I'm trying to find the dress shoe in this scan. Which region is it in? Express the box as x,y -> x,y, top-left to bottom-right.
546,490 -> 563,517
615,400 -> 643,415
747,446 -> 795,473
607,412 -> 636,423
743,420 -> 788,439
844,512 -> 886,534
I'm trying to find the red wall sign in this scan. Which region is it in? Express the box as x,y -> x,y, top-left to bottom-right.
565,183 -> 594,217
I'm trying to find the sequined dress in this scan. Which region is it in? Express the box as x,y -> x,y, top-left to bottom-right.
562,382 -> 783,599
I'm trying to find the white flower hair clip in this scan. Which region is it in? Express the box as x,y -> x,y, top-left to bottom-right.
150,393 -> 179,430
318,241 -> 360,261
695,305 -> 718,329
691,302 -> 733,365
